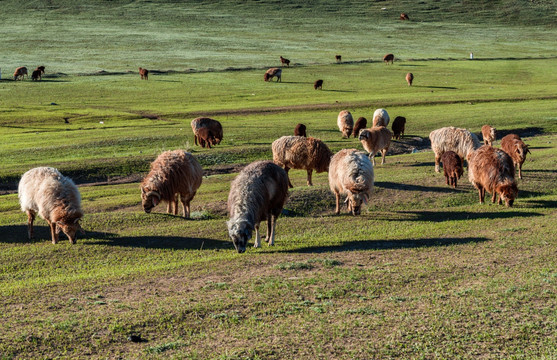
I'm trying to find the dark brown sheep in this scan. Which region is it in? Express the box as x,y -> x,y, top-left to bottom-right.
406,72 -> 414,86
294,123 -> 307,137
31,69 -> 42,81
353,117 -> 367,138
139,67 -> 149,80
440,151 -> 463,188
314,79 -> 323,90
191,117 -> 223,147
391,116 -> 406,140
400,13 -> 409,20
383,54 -> 394,64
196,127 -> 217,148
280,56 -> 290,67
335,55 -> 342,63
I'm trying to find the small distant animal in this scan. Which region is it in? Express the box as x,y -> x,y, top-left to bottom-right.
280,56 -> 290,67
391,116 -> 406,139
191,117 -> 223,148
501,134 -> 530,180
400,13 -> 409,20
264,68 -> 282,82
335,55 -> 342,63
383,54 -> 394,64
406,72 -> 414,86
353,117 -> 367,138
337,110 -> 354,138
440,151 -> 463,188
481,125 -> 496,146
31,66 -> 45,81
13,66 -> 28,81
314,79 -> 323,90
138,67 -> 149,80
294,123 -> 307,137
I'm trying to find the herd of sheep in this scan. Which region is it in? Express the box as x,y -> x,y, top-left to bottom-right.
18,102 -> 531,252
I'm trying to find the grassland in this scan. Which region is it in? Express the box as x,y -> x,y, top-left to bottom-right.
1,0 -> 557,359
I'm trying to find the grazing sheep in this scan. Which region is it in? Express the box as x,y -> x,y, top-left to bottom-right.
227,161 -> 289,253
139,67 -> 149,80
314,79 -> 323,90
329,149 -> 374,216
337,110 -> 354,138
140,150 -> 203,218
372,108 -> 390,127
13,66 -> 28,81
335,55 -> 342,63
353,117 -> 368,138
391,116 -> 406,140
429,126 -> 481,173
358,126 -> 392,166
383,54 -> 394,64
272,135 -> 333,188
481,125 -> 496,146
264,67 -> 282,82
294,123 -> 307,137
501,134 -> 530,180
191,117 -> 223,147
18,167 -> 84,244
400,13 -> 410,20
467,146 -> 518,207
280,56 -> 290,67
440,151 -> 463,188
406,72 -> 414,86
195,127 -> 217,149
31,69 -> 42,81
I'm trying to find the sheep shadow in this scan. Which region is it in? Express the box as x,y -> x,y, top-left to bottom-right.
86,234 -> 230,250
0,225 -> 110,244
525,200 -> 557,208
375,181 -> 464,193
496,127 -> 544,138
378,210 -> 543,222
413,85 -> 458,90
279,236 -> 488,254
320,89 -> 356,93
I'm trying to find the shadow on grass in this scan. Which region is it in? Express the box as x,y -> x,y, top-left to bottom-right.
375,181 -> 466,193
321,89 -> 356,93
523,199 -> 557,209
0,225 -> 231,250
280,237 -> 489,253
378,210 -> 543,222
413,85 -> 457,90
497,127 -> 544,138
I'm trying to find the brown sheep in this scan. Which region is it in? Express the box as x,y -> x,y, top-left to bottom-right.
191,117 -> 223,147
195,127 -> 217,149
13,66 -> 28,81
280,56 -> 290,67
272,136 -> 333,188
353,117 -> 367,138
140,150 -> 203,218
383,54 -> 394,64
391,116 -> 406,140
406,72 -> 414,86
31,69 -> 42,81
481,125 -> 496,146
314,79 -> 323,90
358,127 -> 392,166
501,134 -> 530,179
440,151 -> 463,188
139,67 -> 149,80
400,13 -> 410,20
335,55 -> 342,63
294,123 -> 307,137
467,146 -> 518,207
337,110 -> 354,138
264,67 -> 282,82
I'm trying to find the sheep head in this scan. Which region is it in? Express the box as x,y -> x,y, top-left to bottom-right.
55,211 -> 84,244
358,129 -> 370,141
141,187 -> 161,213
497,183 -> 518,207
344,191 -> 369,216
227,220 -> 253,253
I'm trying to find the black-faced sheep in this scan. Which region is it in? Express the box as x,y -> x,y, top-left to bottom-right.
264,68 -> 282,82
429,126 -> 481,173
501,134 -> 530,180
335,55 -> 342,63
406,72 -> 414,86
272,135 -> 333,188
139,67 -> 149,80
191,117 -> 223,147
372,108 -> 390,127
481,125 -> 496,146
280,56 -> 290,67
440,151 -> 463,188
337,110 -> 354,138
329,149 -> 374,216
140,150 -> 203,218
467,146 -> 518,207
383,54 -> 394,64
391,116 -> 406,140
358,126 -> 392,166
294,123 -> 307,137
353,117 -> 367,138
18,167 -> 84,244
14,66 -> 28,81
314,79 -> 323,90
227,161 -> 289,253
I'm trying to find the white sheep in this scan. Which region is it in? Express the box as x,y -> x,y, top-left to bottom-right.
358,126 -> 392,166
429,126 -> 481,173
18,167 -> 84,244
328,149 -> 374,216
372,108 -> 390,127
337,110 -> 354,138
227,161 -> 290,253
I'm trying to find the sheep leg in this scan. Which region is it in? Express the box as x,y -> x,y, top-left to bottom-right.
369,152 -> 376,166
381,149 -> 387,165
167,201 -> 173,214
48,220 -> 59,244
478,187 -> 485,204
307,170 -> 313,186
181,193 -> 193,219
254,223 -> 261,248
284,167 -> 294,188
435,154 -> 441,173
335,192 -> 341,215
26,210 -> 36,239
491,191 -> 497,204
194,135 -> 198,146
173,195 -> 179,215
518,163 -> 522,179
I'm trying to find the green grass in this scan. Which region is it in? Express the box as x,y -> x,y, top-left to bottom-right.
1,1 -> 557,359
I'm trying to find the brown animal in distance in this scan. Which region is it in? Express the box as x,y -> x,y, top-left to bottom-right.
406,72 -> 414,86
280,56 -> 290,67
335,55 -> 342,63
440,151 -> 463,188
294,123 -> 307,137
400,13 -> 409,20
314,79 -> 323,90
13,66 -> 28,80
383,54 -> 394,64
353,117 -> 367,138
139,67 -> 149,80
